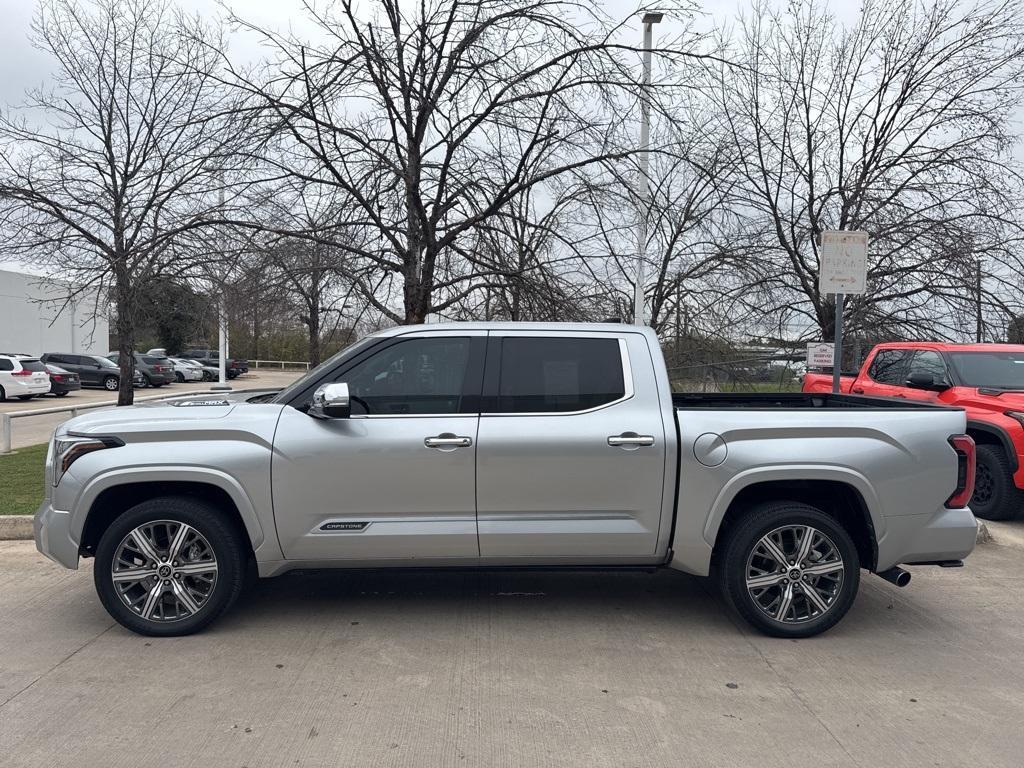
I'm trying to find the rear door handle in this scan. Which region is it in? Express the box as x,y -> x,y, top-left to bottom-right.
608,433 -> 655,447
424,433 -> 473,449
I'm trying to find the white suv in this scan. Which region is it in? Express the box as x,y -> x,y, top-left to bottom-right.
0,354 -> 51,401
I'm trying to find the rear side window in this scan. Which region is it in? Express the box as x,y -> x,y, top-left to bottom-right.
20,359 -> 46,372
496,337 -> 625,413
0,358 -> 12,371
868,349 -> 910,385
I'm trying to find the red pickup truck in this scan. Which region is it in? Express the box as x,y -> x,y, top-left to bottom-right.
803,342 -> 1024,521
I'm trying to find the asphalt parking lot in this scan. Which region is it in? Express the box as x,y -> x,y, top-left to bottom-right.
0,370 -> 302,450
2,526 -> 1024,768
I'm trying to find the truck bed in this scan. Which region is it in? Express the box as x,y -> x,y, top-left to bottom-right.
672,392 -> 952,410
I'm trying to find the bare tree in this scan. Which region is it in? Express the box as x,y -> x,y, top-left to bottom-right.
219,0 -> 708,324
709,0 -> 1024,344
0,0 -> 249,403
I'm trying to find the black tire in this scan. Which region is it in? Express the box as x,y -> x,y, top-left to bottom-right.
971,444 -> 1022,521
102,375 -> 119,391
138,375 -> 150,388
93,497 -> 247,637
175,372 -> 185,383
717,501 -> 860,638
0,385 -> 5,401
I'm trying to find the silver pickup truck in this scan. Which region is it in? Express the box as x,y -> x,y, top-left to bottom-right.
34,323 -> 979,638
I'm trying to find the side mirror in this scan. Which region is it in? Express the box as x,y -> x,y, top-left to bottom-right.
906,372 -> 949,391
309,382 -> 351,419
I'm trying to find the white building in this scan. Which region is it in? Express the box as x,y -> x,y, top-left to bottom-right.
0,268 -> 109,356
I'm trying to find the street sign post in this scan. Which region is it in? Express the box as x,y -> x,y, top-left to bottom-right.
819,231 -> 868,393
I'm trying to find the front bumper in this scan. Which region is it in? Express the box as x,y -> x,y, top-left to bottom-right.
876,506 -> 978,571
34,500 -> 79,570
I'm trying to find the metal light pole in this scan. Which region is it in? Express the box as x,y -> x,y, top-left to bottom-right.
633,11 -> 662,326
212,180 -> 232,391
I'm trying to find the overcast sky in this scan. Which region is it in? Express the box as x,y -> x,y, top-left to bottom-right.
0,0 -> 770,108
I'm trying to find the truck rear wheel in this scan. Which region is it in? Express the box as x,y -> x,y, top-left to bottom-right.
717,502 -> 860,638
971,444 -> 1022,520
93,497 -> 247,637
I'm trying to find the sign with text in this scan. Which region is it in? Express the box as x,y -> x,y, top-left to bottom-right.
807,342 -> 835,368
819,230 -> 868,294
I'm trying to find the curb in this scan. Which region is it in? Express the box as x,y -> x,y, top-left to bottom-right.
0,515 -> 34,541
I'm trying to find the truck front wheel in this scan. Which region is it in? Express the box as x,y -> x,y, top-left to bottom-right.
970,444 -> 1022,521
93,497 -> 247,636
718,502 -> 860,638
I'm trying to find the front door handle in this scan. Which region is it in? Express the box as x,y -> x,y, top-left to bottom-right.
424,433 -> 473,449
608,432 -> 655,448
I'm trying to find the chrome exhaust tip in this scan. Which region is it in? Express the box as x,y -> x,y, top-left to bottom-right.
876,566 -> 911,588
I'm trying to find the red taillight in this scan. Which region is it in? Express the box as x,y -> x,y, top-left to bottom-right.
11,369 -> 39,376
946,435 -> 976,509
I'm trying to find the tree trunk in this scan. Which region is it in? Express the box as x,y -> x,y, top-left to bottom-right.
114,268 -> 135,406
307,293 -> 322,367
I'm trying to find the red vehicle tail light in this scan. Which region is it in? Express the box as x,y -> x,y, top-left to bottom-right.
946,435 -> 976,509
11,369 -> 41,376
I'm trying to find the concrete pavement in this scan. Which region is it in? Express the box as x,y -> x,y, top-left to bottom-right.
2,538 -> 1023,767
0,371 -> 301,450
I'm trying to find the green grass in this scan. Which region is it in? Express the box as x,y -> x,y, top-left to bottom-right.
0,443 -> 47,515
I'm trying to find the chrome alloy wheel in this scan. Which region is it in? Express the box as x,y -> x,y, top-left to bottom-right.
111,520 -> 218,622
744,524 -> 845,624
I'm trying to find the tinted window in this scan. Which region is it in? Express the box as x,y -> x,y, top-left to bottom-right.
909,351 -> 949,386
142,356 -> 164,365
93,356 -> 118,368
0,359 -> 12,371
496,337 -> 625,413
342,337 -> 471,415
20,359 -> 46,372
868,349 -> 910,385
948,351 -> 1024,389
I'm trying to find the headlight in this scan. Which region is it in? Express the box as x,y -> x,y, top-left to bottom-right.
52,435 -> 124,486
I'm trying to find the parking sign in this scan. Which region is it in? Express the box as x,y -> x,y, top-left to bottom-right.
819,231 -> 868,294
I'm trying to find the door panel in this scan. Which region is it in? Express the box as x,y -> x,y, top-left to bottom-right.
272,409 -> 479,560
271,332 -> 485,562
863,348 -> 911,398
475,332 -> 667,559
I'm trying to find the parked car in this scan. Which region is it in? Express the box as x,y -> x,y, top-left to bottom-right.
166,357 -> 203,383
803,342 -> 1024,521
0,354 -> 51,400
106,352 -> 173,387
44,363 -> 81,397
182,348 -> 249,377
40,353 -> 142,392
35,323 -> 979,639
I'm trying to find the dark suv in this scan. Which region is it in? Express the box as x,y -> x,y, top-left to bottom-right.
182,348 -> 248,378
41,353 -> 144,392
106,352 -> 173,387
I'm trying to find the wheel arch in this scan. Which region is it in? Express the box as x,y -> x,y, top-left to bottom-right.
712,480 -> 877,572
702,469 -> 880,573
75,470 -> 267,559
966,420 -> 1018,473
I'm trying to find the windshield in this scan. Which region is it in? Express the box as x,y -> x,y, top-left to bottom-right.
93,356 -> 118,368
948,351 -> 1024,389
271,336 -> 379,404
